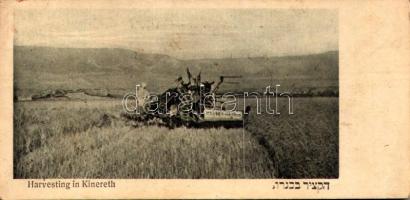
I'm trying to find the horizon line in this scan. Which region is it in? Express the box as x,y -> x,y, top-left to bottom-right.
14,44 -> 339,61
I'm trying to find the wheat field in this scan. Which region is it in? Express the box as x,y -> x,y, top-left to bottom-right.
14,97 -> 338,178
14,100 -> 275,178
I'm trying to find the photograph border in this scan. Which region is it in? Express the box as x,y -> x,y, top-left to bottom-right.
0,0 -> 409,198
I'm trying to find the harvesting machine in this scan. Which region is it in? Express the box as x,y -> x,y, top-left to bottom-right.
122,68 -> 250,128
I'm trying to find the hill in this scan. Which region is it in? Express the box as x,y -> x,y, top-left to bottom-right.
14,46 -> 338,97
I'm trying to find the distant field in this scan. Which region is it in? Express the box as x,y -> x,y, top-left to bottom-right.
244,97 -> 338,178
14,97 -> 338,178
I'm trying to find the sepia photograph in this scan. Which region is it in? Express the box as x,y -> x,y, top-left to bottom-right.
1,0 -> 409,199
13,9 -> 339,179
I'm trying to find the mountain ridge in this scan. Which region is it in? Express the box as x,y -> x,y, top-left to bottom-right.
14,45 -> 338,96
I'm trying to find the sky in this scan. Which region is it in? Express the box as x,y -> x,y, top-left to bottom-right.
14,9 -> 338,59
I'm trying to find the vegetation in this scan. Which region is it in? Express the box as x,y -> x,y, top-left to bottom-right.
14,100 -> 275,178
245,97 -> 339,178
14,97 -> 338,179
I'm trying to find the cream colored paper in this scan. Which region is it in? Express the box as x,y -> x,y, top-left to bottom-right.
0,0 -> 409,198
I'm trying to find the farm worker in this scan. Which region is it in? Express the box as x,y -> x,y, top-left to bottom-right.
175,76 -> 190,93
137,82 -> 149,107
